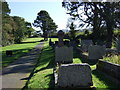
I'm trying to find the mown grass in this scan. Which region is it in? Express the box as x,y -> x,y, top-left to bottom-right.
25,38 -> 119,89
1,37 -> 43,67
103,55 -> 120,65
73,49 -> 119,88
26,41 -> 55,88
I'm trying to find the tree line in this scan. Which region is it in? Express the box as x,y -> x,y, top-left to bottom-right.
62,1 -> 120,48
2,1 -> 34,46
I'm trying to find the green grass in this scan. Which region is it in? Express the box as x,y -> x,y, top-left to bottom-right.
1,37 -> 43,67
25,38 -> 119,89
73,49 -> 118,88
103,55 -> 120,65
26,41 -> 55,88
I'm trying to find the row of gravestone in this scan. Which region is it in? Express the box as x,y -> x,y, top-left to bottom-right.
53,30 -> 120,88
54,30 -> 94,88
80,39 -> 120,60
80,38 -> 120,53
55,46 -> 94,88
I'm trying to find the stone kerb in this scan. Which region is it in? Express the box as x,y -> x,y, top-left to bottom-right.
88,45 -> 106,60
55,46 -> 73,63
116,36 -> 120,52
97,60 -> 120,81
57,64 -> 93,88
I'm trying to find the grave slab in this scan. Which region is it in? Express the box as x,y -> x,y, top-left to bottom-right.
57,64 -> 93,87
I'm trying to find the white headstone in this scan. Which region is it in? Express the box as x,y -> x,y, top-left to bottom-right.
55,46 -> 73,63
88,45 -> 106,59
57,64 -> 93,87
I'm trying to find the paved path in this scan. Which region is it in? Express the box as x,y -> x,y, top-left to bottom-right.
1,42 -> 44,89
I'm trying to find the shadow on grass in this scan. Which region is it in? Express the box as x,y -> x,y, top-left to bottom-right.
45,74 -> 55,89
20,41 -> 40,44
74,49 -> 97,65
23,46 -> 55,89
74,48 -> 119,88
34,54 -> 55,74
2,48 -> 32,67
92,69 -> 120,89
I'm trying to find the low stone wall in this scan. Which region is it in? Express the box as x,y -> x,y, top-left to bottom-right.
97,60 -> 120,81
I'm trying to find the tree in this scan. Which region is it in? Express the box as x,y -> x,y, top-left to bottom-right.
12,16 -> 28,43
2,1 -> 35,46
2,1 -> 16,46
25,22 -> 34,38
62,1 -> 120,48
98,2 -> 120,48
33,10 -> 58,40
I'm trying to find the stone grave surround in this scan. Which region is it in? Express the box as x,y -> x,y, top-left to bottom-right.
88,45 -> 106,59
116,36 -> 120,52
57,63 -> 93,87
55,46 -> 73,63
80,40 -> 93,52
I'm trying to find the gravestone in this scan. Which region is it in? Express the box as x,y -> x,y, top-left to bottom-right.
117,36 -> 120,52
55,46 -> 73,63
88,45 -> 106,59
57,64 -> 93,87
49,39 -> 52,46
80,40 -> 93,52
57,30 -> 64,47
6,50 -> 12,56
64,40 -> 70,46
55,41 -> 58,46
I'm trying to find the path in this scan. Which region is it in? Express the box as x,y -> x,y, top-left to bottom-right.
1,42 -> 44,89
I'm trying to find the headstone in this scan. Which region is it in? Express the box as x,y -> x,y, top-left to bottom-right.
57,30 -> 64,47
6,50 -> 12,56
57,64 -> 93,87
80,40 -> 93,46
49,39 -> 52,46
64,40 -> 70,46
80,40 -> 93,52
88,45 -> 106,59
55,46 -> 73,63
55,41 -> 58,46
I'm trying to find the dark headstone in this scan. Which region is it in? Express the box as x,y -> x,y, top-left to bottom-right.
49,39 -> 52,46
6,50 -> 12,56
57,30 -> 64,47
64,40 -> 70,46
55,41 -> 58,46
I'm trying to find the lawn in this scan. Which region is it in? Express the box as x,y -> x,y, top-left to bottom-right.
1,37 -> 43,67
24,40 -> 55,88
103,55 -> 120,65
25,38 -> 119,89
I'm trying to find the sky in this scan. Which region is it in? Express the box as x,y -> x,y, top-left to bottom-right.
6,0 -> 70,30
